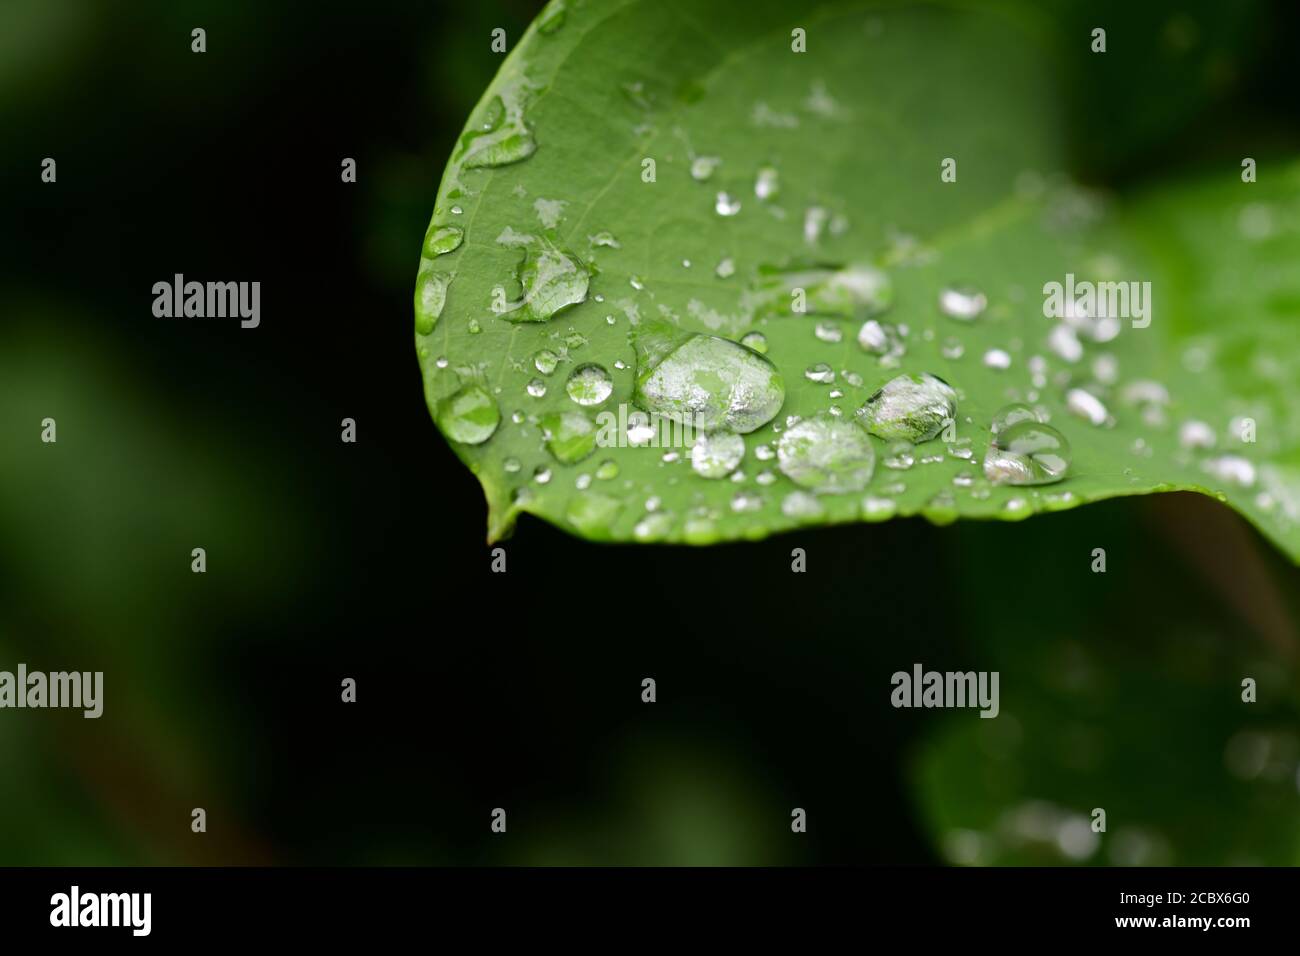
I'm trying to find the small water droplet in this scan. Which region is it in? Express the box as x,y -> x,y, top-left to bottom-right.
803,206 -> 828,244
691,156 -> 720,181
754,165 -> 779,200
588,231 -> 620,248
940,336 -> 965,360
715,191 -> 741,216
526,378 -> 547,398
983,420 -> 1071,485
1065,387 -> 1109,426
858,319 -> 905,363
731,490 -> 764,512
814,322 -> 843,344
777,413 -> 876,493
782,491 -> 825,521
861,496 -> 897,521
533,466 -> 552,484
939,285 -> 987,321
595,459 -> 619,480
504,457 -> 521,473
857,373 -> 957,442
691,431 -> 745,478
436,383 -> 501,445
1202,455 -> 1256,488
983,348 -> 1011,370
1179,419 -> 1216,450
805,363 -> 835,384
533,349 -> 559,375
566,363 -> 613,406
634,511 -> 672,541
716,257 -> 736,279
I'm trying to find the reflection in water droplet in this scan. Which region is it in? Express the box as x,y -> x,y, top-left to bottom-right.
566,363 -> 613,406
740,331 -> 767,354
632,321 -> 784,433
983,420 -> 1071,485
691,431 -> 745,478
436,383 -> 501,445
939,285 -> 987,321
777,414 -> 876,493
542,410 -> 597,464
857,373 -> 957,442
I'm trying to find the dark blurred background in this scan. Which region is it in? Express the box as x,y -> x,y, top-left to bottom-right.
2,0 -> 1299,865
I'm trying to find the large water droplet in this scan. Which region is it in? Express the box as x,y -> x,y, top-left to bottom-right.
632,320 -> 785,433
983,420 -> 1071,485
424,224 -> 464,258
457,90 -> 537,169
777,414 -> 876,493
857,373 -> 956,442
541,410 -> 597,464
414,272 -> 449,335
691,431 -> 745,478
566,363 -> 613,406
436,383 -> 500,445
502,239 -> 589,322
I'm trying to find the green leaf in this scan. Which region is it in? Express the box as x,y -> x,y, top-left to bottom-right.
414,0 -> 1300,559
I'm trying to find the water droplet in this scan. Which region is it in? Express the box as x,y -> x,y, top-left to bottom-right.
503,457 -> 521,473
526,378 -> 547,398
566,363 -> 613,406
715,257 -> 736,279
457,90 -> 537,169
632,320 -> 785,433
566,493 -> 620,535
436,383 -> 501,445
857,319 -> 905,363
424,224 -> 464,258
740,331 -> 767,353
804,363 -> 835,384
983,420 -> 1071,485
633,511 -> 672,541
857,373 -> 957,442
731,491 -> 763,513
940,336 -> 965,360
758,263 -> 892,320
883,440 -> 915,470
1202,455 -> 1256,488
814,322 -> 843,344
939,285 -> 987,321
503,240 -> 589,322
588,231 -> 620,248
1048,323 -> 1083,363
861,496 -> 897,521
1179,419 -> 1216,450
541,410 -> 597,464
691,431 -> 745,478
537,0 -> 567,34
991,403 -> 1038,435
595,459 -> 619,480
803,206 -> 828,244
782,491 -> 825,521
983,348 -> 1011,370
754,165 -> 779,200
414,272 -> 449,335
691,156 -> 720,181
533,466 -> 552,484
777,413 -> 876,493
715,191 -> 741,216
1065,387 -> 1109,426
533,349 -> 559,375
